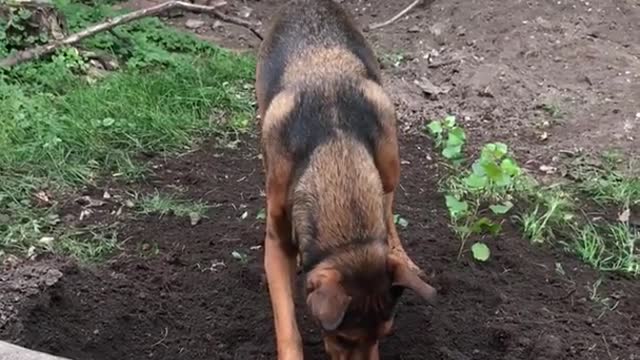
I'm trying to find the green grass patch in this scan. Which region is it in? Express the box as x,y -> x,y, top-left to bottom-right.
139,192 -> 209,222
0,0 -> 255,258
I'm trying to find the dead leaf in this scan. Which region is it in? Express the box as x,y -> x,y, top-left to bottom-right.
39,236 -> 55,246
103,191 -> 112,200
238,6 -> 253,18
539,132 -> 549,141
27,246 -> 36,258
76,196 -> 106,208
539,165 -> 557,174
79,209 -> 94,221
618,209 -> 631,223
35,191 -> 50,202
189,212 -> 202,226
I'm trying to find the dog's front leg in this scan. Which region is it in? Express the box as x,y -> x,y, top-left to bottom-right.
362,79 -> 425,277
383,193 -> 423,276
264,159 -> 303,360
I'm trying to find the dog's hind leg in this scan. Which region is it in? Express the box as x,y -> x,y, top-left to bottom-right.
362,79 -> 424,276
262,93 -> 304,360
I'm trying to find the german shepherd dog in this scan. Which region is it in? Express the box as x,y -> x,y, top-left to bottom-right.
256,0 -> 437,359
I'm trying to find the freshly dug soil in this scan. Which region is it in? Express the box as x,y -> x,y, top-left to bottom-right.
2,0 -> 640,359
3,134 -> 639,360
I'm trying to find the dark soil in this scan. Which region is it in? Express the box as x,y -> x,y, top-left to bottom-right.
2,0 -> 640,359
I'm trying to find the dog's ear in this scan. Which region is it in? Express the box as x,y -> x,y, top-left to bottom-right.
388,255 -> 437,305
306,269 -> 352,332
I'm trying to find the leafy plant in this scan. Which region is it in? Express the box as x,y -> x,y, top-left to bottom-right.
426,115 -> 466,164
471,242 -> 491,262
393,214 -> 409,229
462,143 -> 522,198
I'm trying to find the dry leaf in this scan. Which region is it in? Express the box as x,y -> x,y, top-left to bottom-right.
80,209 -> 94,221
618,209 -> 631,223
189,212 -> 202,226
35,191 -> 50,202
539,165 -> 557,174
38,236 -> 55,246
76,196 -> 106,208
539,132 -> 549,141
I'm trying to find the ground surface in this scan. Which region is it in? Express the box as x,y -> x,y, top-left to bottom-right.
2,0 -> 640,359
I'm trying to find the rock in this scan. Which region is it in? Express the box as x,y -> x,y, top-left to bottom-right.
0,341 -> 71,360
414,77 -> 450,98
185,19 -> 205,30
408,25 -> 420,33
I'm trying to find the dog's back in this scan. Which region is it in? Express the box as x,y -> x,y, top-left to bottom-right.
256,0 -> 381,114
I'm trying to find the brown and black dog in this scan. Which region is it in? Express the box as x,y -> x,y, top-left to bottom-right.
256,0 -> 437,359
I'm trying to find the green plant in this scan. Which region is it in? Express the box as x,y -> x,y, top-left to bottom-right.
393,214 -> 409,229
572,223 -> 639,276
462,143 -> 522,199
586,279 -> 620,319
471,242 -> 491,262
380,51 -> 407,68
432,126 -> 525,261
231,250 -> 249,264
426,115 -> 466,164
517,190 -> 574,243
541,102 -> 563,119
139,192 -> 209,225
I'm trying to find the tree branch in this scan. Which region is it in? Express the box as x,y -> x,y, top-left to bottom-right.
209,8 -> 262,41
367,0 -> 423,31
0,0 -> 259,68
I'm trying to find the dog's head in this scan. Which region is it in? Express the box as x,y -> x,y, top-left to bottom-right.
305,246 -> 436,360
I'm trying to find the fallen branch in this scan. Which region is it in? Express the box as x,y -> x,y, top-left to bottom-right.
0,0 -> 262,68
210,8 -> 263,41
367,0 -> 423,31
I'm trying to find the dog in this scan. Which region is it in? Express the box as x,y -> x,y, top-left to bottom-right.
256,1 -> 437,359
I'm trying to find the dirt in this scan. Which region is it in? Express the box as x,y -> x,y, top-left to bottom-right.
2,0 -> 640,359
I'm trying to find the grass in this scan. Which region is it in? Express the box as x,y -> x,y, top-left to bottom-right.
0,0 -> 255,259
139,192 -> 209,220
426,115 -> 640,276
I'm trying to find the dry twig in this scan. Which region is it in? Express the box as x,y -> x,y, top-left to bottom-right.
367,0 -> 423,31
0,0 -> 262,68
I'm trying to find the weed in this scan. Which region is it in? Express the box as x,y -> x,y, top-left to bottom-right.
426,115 -> 466,164
139,192 -> 209,219
55,227 -> 119,262
256,208 -> 266,221
393,214 -> 409,229
380,51 -> 408,68
572,223 -> 639,276
231,250 -> 249,264
517,190 -> 575,243
541,103 -> 563,119
428,116 -> 526,261
586,279 -> 620,319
